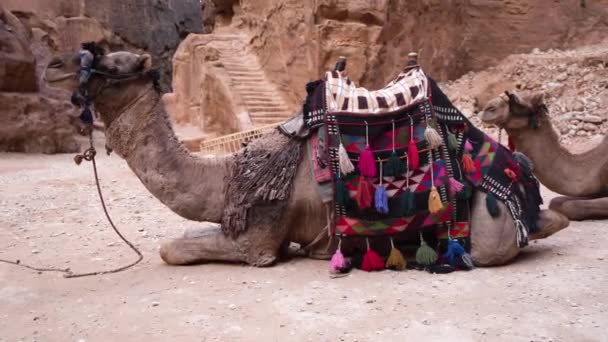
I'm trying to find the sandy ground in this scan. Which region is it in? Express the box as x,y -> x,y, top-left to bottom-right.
1,137 -> 607,342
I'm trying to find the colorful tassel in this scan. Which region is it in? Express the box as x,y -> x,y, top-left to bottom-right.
375,185 -> 389,214
415,233 -> 438,266
447,132 -> 459,151
506,159 -> 521,176
428,186 -> 443,214
407,141 -> 419,170
358,146 -> 376,178
375,160 -> 389,214
355,176 -> 373,209
443,239 -> 465,265
386,152 -> 405,176
461,253 -> 475,270
336,177 -> 349,206
424,126 -> 442,150
407,117 -> 420,170
338,142 -> 355,174
361,239 -> 385,272
329,239 -> 350,274
464,139 -> 473,151
504,168 -> 518,182
461,153 -> 476,173
457,183 -> 472,200
386,120 -> 405,177
386,238 -> 406,271
486,193 -> 500,217
448,177 -> 464,196
398,188 -> 416,216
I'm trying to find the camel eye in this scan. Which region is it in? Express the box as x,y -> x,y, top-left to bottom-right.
486,106 -> 496,112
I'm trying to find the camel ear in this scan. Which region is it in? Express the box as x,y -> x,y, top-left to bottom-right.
139,53 -> 152,71
505,90 -> 530,116
529,91 -> 545,110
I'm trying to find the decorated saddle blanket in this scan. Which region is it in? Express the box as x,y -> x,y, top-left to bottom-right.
303,67 -> 542,269
325,68 -> 429,114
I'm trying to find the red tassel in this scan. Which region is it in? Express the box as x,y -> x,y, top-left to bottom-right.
462,153 -> 476,173
361,245 -> 385,272
508,136 -> 516,152
355,176 -> 373,209
358,146 -> 377,178
507,159 -> 521,176
408,140 -> 419,170
504,168 -> 518,182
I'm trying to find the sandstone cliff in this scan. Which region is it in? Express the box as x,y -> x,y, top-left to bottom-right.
209,0 -> 608,107
0,0 -> 202,153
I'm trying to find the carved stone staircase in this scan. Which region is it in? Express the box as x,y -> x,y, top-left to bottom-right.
214,36 -> 292,127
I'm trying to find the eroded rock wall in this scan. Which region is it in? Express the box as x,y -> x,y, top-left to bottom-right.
216,0 -> 608,107
1,0 -> 203,153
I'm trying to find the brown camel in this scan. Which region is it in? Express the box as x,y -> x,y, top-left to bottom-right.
481,91 -> 608,221
44,47 -> 569,268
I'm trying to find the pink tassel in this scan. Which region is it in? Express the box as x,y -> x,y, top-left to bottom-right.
358,146 -> 377,178
464,139 -> 473,151
449,177 -> 464,195
408,140 -> 419,170
329,249 -> 349,274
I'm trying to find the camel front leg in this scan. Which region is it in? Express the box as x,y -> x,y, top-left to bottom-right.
159,225 -> 248,265
549,196 -> 608,221
530,209 -> 569,240
160,221 -> 288,267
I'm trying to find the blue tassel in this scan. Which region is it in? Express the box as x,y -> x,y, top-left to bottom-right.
374,185 -> 389,214
444,239 -> 465,265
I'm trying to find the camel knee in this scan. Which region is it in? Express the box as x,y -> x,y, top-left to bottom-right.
531,209 -> 569,240
471,243 -> 519,267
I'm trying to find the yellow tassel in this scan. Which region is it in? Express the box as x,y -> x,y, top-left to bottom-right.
386,238 -> 407,271
428,186 -> 443,214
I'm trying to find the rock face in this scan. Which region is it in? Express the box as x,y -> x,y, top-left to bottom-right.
0,0 -> 202,153
0,93 -> 80,153
3,0 -> 203,89
0,8 -> 37,92
83,0 -> 203,88
0,6 -> 79,153
164,33 -> 295,138
208,0 -> 608,107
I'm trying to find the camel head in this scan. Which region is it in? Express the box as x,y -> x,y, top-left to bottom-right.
44,42 -> 155,127
480,91 -> 547,132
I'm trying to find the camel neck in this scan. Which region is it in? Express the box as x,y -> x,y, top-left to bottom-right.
510,115 -> 606,196
98,84 -> 232,223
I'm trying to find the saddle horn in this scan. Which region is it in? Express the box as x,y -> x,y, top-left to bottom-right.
334,56 -> 347,72
405,52 -> 419,69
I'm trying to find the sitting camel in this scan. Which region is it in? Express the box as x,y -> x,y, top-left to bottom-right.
44,45 -> 568,268
481,91 -> 608,221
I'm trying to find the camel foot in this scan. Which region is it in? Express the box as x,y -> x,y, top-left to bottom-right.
530,209 -> 569,240
549,196 -> 608,221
